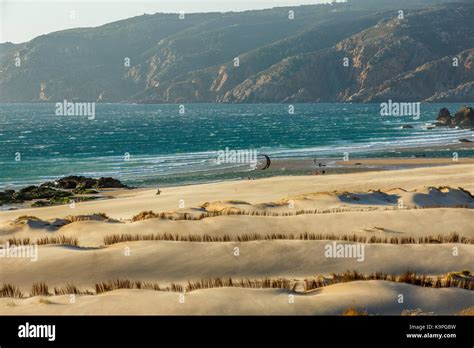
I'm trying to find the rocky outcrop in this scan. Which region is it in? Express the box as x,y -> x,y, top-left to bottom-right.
42,176 -> 96,189
96,177 -> 128,189
15,186 -> 73,201
1,176 -> 128,206
454,106 -> 474,129
436,108 -> 453,126
41,176 -> 128,189
436,106 -> 474,129
0,190 -> 22,205
0,186 -> 72,206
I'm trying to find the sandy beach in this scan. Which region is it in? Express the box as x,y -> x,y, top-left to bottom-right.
0,159 -> 473,315
3,2 -> 474,345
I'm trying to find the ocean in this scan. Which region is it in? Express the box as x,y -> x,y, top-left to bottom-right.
0,103 -> 472,188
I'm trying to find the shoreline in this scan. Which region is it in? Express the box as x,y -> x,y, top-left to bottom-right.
2,156 -> 474,212
1,139 -> 473,191
1,160 -> 473,218
2,152 -> 474,189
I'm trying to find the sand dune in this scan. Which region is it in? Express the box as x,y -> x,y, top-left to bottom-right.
1,164 -> 473,222
0,163 -> 472,315
1,281 -> 472,315
1,207 -> 472,248
1,241 -> 472,290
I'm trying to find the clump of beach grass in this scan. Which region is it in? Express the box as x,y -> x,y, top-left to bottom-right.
31,282 -> 51,297
185,278 -> 296,292
95,279 -> 166,294
0,284 -> 24,298
53,284 -> 94,296
66,213 -> 111,223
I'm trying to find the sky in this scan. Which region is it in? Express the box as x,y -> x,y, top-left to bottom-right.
0,0 -> 333,43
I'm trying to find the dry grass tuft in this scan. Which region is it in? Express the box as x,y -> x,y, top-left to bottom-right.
95,280 -> 164,294
31,282 -> 51,297
66,213 -> 111,223
5,237 -> 31,245
53,284 -> 94,296
131,211 -> 161,222
458,306 -> 474,316
342,307 -> 368,316
0,283 -> 24,298
185,278 -> 296,292
15,215 -> 41,222
92,212 -> 109,219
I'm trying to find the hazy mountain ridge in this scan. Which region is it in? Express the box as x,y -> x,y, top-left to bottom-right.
0,0 -> 472,103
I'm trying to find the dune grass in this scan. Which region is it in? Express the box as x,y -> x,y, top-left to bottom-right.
304,271 -> 474,291
130,204 -> 472,222
95,278 -> 296,294
12,213 -> 115,227
53,285 -> 94,296
95,279 -> 177,294
0,284 -> 24,298
65,213 -> 112,223
31,282 -> 51,296
6,236 -> 79,247
2,231 -> 470,249
103,232 -> 472,245
1,270 -> 471,299
185,278 -> 296,292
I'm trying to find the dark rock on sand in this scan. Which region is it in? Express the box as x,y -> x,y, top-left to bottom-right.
436,106 -> 474,128
1,175 -> 127,206
459,138 -> 473,143
454,106 -> 474,129
31,195 -> 100,208
41,176 -> 97,189
42,175 -> 128,189
73,186 -> 99,194
15,186 -> 73,201
96,177 -> 127,188
0,190 -> 22,205
436,108 -> 452,126
0,186 -> 72,205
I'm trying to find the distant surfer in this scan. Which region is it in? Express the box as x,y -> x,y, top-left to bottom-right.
314,159 -> 326,167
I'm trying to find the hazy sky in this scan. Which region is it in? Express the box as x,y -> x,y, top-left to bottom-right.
0,0 -> 333,43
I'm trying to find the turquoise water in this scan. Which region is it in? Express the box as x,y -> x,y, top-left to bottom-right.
0,103 -> 473,188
